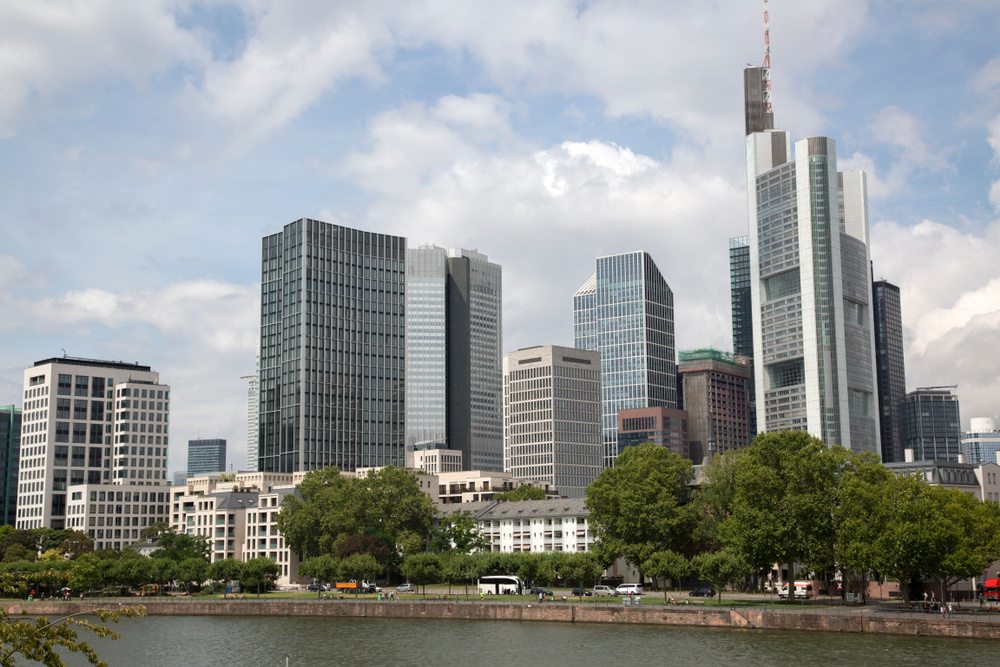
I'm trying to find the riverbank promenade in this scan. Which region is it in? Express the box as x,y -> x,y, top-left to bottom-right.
7,598 -> 1000,640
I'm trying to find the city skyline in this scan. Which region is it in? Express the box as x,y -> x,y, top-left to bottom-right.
1,3 -> 999,475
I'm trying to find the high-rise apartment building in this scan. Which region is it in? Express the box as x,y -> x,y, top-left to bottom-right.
677,349 -> 751,462
872,279 -> 907,463
962,417 -> 1000,465
16,356 -> 170,537
258,219 -> 406,473
743,66 -> 881,455
241,354 -> 259,472
405,244 -> 503,471
187,438 -> 227,476
573,251 -> 676,468
729,236 -> 757,438
902,387 -> 961,462
503,346 -> 602,498
0,406 -> 21,526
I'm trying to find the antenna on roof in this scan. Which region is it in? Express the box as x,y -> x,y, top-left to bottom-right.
762,0 -> 772,114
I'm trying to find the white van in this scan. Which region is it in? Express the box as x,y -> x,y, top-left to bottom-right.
779,581 -> 814,599
616,583 -> 643,596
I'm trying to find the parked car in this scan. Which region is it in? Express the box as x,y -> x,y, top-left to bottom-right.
593,585 -> 616,597
529,587 -> 553,596
570,588 -> 593,597
689,588 -> 716,597
397,583 -> 415,593
307,584 -> 325,592
616,583 -> 643,596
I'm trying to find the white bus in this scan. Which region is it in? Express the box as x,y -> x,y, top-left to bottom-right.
478,575 -> 523,595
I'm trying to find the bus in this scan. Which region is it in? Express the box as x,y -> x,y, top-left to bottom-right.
478,575 -> 522,595
984,578 -> 1000,602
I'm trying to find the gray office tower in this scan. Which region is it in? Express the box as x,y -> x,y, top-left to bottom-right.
0,406 -> 21,527
743,66 -> 881,455
405,244 -> 503,471
729,236 -> 756,438
187,438 -> 226,476
259,219 -> 406,473
574,251 -> 676,468
872,279 -> 907,463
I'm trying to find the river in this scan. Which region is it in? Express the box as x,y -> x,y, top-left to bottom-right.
46,614 -> 997,666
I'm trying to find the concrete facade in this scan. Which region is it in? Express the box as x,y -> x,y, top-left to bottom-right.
17,356 -> 171,532
678,349 -> 751,463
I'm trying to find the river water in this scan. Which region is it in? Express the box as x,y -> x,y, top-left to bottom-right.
47,614 -> 997,667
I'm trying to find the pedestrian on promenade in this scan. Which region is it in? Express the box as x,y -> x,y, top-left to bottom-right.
948,602 -> 953,618
941,604 -> 946,619
538,592 -> 543,604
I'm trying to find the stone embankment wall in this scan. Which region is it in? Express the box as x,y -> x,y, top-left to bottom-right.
6,600 -> 998,640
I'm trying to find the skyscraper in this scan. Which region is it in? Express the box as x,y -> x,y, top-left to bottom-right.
872,279 -> 907,463
902,387 -> 961,462
187,438 -> 227,476
503,346 -> 602,498
677,349 -> 751,462
962,417 -> 1000,465
0,406 -> 21,527
241,353 -> 259,473
259,218 -> 406,473
743,66 -> 881,455
574,251 -> 676,468
405,244 -> 503,471
729,235 -> 756,437
17,356 -> 171,536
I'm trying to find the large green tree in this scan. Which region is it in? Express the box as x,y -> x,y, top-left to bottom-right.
0,606 -> 144,667
691,548 -> 752,604
400,553 -> 441,595
585,443 -> 696,578
428,510 -> 489,553
277,466 -> 435,564
720,431 -> 846,585
240,557 -> 281,598
642,551 -> 691,601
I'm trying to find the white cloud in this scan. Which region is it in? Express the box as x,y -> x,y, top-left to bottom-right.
841,107 -> 952,198
0,0 -> 207,137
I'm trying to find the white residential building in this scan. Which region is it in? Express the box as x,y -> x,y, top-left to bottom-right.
17,356 -> 171,533
444,498 -> 595,554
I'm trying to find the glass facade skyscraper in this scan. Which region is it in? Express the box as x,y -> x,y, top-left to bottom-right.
902,387 -> 961,462
744,68 -> 880,455
729,236 -> 756,438
573,251 -> 676,468
962,418 -> 1000,465
405,244 -> 503,471
872,279 -> 906,463
0,406 -> 21,527
187,438 -> 227,476
259,218 -> 406,473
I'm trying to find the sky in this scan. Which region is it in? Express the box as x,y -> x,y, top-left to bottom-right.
2,1 -> 999,476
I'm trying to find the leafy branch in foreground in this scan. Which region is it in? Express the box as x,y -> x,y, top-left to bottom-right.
0,605 -> 145,667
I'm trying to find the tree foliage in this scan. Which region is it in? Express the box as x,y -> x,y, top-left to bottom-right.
492,486 -> 547,502
691,548 -> 752,604
0,606 -> 145,667
276,467 -> 435,566
585,443 -> 696,575
642,551 -> 690,601
428,510 -> 489,554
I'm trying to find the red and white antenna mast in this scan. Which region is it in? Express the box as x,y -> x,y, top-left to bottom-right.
762,0 -> 772,113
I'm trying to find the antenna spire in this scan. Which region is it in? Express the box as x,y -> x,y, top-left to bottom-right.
762,0 -> 772,113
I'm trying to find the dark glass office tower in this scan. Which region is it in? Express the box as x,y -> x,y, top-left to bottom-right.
187,438 -> 227,476
0,406 -> 21,527
902,387 -> 961,461
574,251 -> 676,468
405,245 -> 503,471
259,219 -> 406,473
872,279 -> 907,463
729,236 -> 756,438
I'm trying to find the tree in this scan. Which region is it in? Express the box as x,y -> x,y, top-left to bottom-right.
560,552 -> 605,599
691,548 -> 752,604
428,510 -> 489,553
298,555 -> 342,587
642,551 -> 690,602
277,467 -> 435,568
400,553 -> 442,595
149,531 -> 209,563
340,554 -> 382,596
206,559 -> 244,598
492,486 -> 547,501
240,557 -> 280,598
175,557 -> 208,594
925,486 -> 1000,602
721,431 -> 846,587
56,533 -> 93,561
585,443 -> 696,580
0,606 -> 145,667
835,452 -> 896,599
142,522 -> 170,540
691,449 -> 745,549
440,552 -> 484,597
